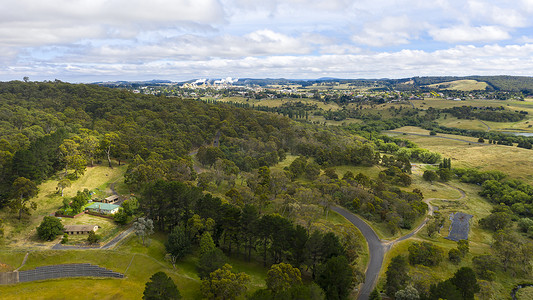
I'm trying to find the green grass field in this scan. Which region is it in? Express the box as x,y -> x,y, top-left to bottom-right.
426,79 -> 488,91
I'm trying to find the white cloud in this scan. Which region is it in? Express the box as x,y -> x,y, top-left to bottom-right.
430,25 -> 511,43
467,0 -> 527,28
5,44 -> 533,82
352,16 -> 423,47
0,0 -> 225,47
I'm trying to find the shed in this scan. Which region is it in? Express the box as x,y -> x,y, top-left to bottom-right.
103,195 -> 120,203
64,225 -> 99,235
86,203 -> 120,215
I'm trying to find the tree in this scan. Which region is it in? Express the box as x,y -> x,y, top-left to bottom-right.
422,170 -> 438,183
61,233 -> 68,244
472,255 -> 498,281
450,267 -> 480,300
479,212 -> 512,231
369,288 -> 382,300
395,285 -> 419,300
10,177 -> 38,220
99,132 -> 119,168
316,256 -> 353,300
199,231 -> 216,255
457,239 -> 469,257
429,279 -> 462,300
266,263 -> 302,294
59,139 -> 80,176
57,178 -> 71,197
37,216 -> 64,241
143,271 -> 181,300
70,189 -> 90,214
165,226 -> 191,268
134,217 -> 154,246
87,231 -> 101,244
197,248 -> 228,279
201,264 -> 250,300
385,255 -> 409,296
197,146 -> 224,167
408,242 -> 443,266
448,248 -> 461,264
305,162 -> 321,180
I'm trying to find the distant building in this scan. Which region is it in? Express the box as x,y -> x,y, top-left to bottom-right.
64,225 -> 99,235
86,203 -> 120,215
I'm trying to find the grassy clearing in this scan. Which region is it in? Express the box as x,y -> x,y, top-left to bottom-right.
387,127 -> 533,184
426,80 -> 488,91
412,98 -> 505,110
0,164 -> 127,248
217,96 -> 343,111
436,115 -> 533,133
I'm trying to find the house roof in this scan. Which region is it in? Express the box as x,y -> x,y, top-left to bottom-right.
87,203 -> 120,211
64,225 -> 98,232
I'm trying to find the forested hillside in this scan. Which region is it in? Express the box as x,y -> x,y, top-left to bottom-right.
0,81 -> 378,201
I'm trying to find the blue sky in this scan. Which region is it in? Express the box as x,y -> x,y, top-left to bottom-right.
1,0 -> 533,82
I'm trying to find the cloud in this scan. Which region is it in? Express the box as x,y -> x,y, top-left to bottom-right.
467,0 -> 527,28
0,0 -> 225,47
351,16 -> 423,47
5,44 -> 533,82
430,25 -> 511,43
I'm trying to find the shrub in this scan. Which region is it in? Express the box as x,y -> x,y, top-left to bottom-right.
87,231 -> 102,244
37,216 -> 64,241
408,242 -> 443,266
448,248 -> 461,264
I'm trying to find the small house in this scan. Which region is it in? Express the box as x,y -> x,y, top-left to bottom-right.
86,203 -> 120,215
64,225 -> 99,235
103,195 -> 120,203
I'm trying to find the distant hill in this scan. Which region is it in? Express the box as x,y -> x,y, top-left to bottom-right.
92,76 -> 533,93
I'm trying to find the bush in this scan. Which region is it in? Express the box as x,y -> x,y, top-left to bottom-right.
472,255 -> 498,281
448,248 -> 461,264
423,170 -> 439,182
408,242 -> 443,266
87,231 -> 102,244
37,216 -> 64,241
61,233 -> 69,244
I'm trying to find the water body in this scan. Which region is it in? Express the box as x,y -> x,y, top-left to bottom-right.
501,131 -> 533,137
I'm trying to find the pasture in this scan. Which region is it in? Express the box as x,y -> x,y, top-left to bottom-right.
386,126 -> 533,184
426,79 -> 488,91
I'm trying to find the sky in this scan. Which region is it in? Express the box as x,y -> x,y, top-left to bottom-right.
1,0 -> 533,82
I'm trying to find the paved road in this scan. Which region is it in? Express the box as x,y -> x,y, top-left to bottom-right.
332,206 -> 384,300
333,181 -> 466,300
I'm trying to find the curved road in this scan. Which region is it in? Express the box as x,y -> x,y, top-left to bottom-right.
332,206 -> 384,300
333,182 -> 465,300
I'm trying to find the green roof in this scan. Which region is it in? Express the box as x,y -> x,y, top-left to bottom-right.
87,202 -> 120,211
